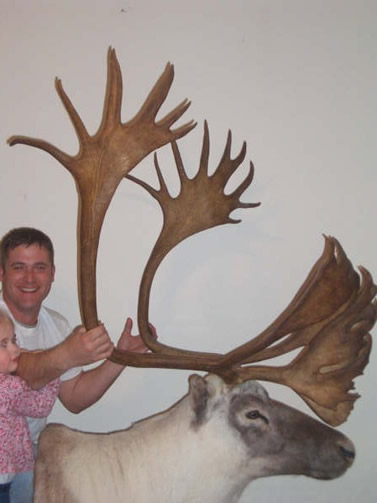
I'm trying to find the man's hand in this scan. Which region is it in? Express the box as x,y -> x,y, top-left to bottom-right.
63,324 -> 114,367
16,324 -> 114,391
117,317 -> 157,353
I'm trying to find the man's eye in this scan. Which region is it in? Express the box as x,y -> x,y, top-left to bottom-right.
35,265 -> 47,271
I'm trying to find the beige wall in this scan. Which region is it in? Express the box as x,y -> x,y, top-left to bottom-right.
0,1 -> 376,501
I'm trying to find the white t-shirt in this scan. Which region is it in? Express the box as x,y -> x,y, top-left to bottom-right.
0,294 -> 81,442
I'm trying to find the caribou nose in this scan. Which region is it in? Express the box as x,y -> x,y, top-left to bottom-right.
338,438 -> 355,463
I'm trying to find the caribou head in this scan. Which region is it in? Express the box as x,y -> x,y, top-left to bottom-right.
8,48 -> 377,433
32,374 -> 356,503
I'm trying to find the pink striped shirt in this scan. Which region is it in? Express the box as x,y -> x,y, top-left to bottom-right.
0,374 -> 59,476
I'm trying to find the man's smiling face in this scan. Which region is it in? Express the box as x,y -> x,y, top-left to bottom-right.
0,244 -> 55,325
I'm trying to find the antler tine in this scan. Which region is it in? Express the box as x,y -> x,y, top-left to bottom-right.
215,129 -> 247,182
8,49 -> 194,329
55,78 -> 91,147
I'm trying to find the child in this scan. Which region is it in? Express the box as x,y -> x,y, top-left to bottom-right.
0,310 -> 59,502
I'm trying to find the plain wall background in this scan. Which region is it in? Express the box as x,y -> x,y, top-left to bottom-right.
0,1 -> 376,501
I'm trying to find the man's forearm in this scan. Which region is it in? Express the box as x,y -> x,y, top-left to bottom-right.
58,359 -> 125,413
16,345 -> 71,389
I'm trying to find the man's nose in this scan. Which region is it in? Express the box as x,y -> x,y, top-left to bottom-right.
24,268 -> 35,281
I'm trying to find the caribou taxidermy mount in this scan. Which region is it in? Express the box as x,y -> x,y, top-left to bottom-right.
8,47 -> 377,502
33,375 -> 357,503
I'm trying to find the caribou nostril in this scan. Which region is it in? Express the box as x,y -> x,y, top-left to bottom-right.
339,445 -> 355,462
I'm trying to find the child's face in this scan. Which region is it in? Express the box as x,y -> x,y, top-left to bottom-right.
0,317 -> 20,373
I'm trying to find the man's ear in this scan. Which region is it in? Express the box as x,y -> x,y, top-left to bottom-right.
0,266 -> 4,281
51,265 -> 56,282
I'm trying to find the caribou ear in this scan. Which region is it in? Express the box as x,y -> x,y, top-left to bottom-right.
189,374 -> 227,426
189,374 -> 209,426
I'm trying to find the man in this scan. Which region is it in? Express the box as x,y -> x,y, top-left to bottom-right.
0,227 -> 151,502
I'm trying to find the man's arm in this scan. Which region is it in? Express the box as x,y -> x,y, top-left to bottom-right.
58,318 -> 155,413
58,360 -> 123,413
16,324 -> 114,389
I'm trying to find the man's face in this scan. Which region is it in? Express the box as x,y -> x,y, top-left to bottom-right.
0,244 -> 55,325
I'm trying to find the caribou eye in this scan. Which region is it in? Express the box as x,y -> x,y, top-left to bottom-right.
245,410 -> 269,424
246,410 -> 261,420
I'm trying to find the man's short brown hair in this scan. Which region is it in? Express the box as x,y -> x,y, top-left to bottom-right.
0,227 -> 54,269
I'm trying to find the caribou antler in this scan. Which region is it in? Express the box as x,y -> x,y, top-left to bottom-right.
8,49 -> 375,426
110,121 -> 376,426
8,48 -> 195,328
126,120 -> 260,355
